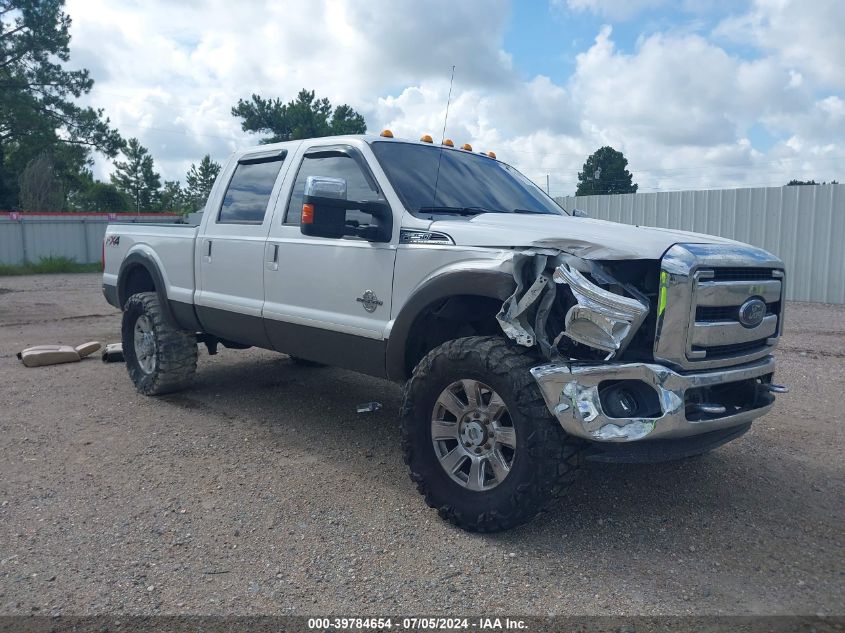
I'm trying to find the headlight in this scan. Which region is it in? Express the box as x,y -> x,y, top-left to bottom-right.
553,263 -> 648,356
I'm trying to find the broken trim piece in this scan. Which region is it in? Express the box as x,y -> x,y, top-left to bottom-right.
552,262 -> 648,357
495,253 -> 556,349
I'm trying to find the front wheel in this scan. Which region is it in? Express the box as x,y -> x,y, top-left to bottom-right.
122,292 -> 197,395
400,336 -> 584,532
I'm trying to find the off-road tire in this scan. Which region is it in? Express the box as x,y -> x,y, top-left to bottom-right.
122,292 -> 197,395
400,336 -> 584,532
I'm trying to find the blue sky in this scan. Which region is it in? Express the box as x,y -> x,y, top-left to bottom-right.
62,0 -> 844,194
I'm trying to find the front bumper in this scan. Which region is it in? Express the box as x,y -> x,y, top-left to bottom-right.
530,355 -> 778,442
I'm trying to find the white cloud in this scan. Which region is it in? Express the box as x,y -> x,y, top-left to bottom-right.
715,0 -> 845,90
62,0 -> 843,194
560,0 -> 667,21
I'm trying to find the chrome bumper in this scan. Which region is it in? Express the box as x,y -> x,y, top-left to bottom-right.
530,355 -> 778,442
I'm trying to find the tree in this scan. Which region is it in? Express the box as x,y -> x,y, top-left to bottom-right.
0,0 -> 122,209
185,154 -> 220,210
110,138 -> 161,211
18,152 -> 63,210
231,89 -> 367,143
159,180 -> 187,213
575,146 -> 638,196
69,180 -> 129,212
786,179 -> 838,185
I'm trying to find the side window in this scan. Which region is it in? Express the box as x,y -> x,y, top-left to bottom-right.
285,153 -> 381,225
218,157 -> 285,224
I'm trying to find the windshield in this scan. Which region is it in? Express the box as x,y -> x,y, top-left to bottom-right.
370,141 -> 565,218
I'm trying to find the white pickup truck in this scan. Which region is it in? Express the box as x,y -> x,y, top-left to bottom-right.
103,132 -> 787,531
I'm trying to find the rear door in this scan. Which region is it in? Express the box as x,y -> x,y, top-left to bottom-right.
262,141 -> 398,376
194,147 -> 293,347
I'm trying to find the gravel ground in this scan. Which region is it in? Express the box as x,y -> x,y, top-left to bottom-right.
0,273 -> 842,617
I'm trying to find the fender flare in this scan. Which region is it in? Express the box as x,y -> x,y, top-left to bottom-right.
117,251 -> 179,327
385,268 -> 515,381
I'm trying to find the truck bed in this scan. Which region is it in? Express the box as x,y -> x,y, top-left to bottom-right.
103,223 -> 199,306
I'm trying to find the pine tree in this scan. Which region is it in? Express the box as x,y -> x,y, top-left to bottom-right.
185,154 -> 221,210
159,180 -> 187,213
232,89 -> 366,143
0,0 -> 122,208
110,138 -> 161,211
576,146 -> 638,196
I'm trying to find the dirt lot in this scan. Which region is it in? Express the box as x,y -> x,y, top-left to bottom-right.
0,273 -> 842,616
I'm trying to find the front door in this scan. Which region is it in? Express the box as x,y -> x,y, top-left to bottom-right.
263,144 -> 397,377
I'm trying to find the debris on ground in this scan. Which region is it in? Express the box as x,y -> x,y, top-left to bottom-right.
101,343 -> 124,363
17,341 -> 101,367
356,402 -> 382,413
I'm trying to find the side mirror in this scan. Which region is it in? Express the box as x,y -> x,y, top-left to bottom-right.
572,208 -> 589,218
301,176 -> 392,242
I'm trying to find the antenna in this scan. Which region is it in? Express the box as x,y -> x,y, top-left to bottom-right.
431,65 -> 455,209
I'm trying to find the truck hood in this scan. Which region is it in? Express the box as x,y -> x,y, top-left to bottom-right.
429,213 -> 741,260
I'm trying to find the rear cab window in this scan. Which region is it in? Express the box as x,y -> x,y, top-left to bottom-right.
218,152 -> 287,224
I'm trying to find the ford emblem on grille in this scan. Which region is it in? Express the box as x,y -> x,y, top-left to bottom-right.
738,297 -> 767,328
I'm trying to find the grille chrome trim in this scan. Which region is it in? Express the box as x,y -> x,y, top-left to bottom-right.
654,243 -> 785,370
696,279 -> 782,306
690,314 -> 778,346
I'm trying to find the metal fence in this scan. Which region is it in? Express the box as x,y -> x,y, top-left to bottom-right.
0,212 -> 183,266
556,184 -> 845,304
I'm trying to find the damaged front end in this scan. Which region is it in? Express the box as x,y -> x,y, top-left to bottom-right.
495,248 -> 782,443
496,251 -> 655,364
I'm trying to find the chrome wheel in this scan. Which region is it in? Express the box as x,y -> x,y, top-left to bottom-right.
133,314 -> 157,374
431,379 -> 517,491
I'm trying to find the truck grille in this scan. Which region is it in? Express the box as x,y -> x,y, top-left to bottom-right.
707,267 -> 779,281
654,244 -> 785,371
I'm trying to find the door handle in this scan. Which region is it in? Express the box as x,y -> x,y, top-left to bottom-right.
267,243 -> 279,271
203,240 -> 212,263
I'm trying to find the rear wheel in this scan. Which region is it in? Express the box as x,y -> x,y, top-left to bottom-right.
122,292 -> 197,395
400,336 -> 584,532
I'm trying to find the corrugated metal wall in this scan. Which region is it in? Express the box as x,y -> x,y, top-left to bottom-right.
0,214 -> 183,266
556,184 -> 844,304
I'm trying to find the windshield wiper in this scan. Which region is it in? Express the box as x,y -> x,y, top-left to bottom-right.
417,206 -> 505,216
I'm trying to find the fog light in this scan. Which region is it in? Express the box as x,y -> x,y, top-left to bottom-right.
598,381 -> 661,419
602,386 -> 639,418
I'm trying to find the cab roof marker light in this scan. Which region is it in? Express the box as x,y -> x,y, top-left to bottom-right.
420,134 -> 433,143
487,151 -> 497,159
461,143 -> 473,151
380,129 -> 394,138
442,139 -> 454,147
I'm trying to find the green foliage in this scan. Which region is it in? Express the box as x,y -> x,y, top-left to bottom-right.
18,152 -> 64,210
0,0 -> 122,209
786,179 -> 839,185
0,255 -> 99,276
110,138 -> 161,211
232,89 -> 367,143
70,180 -> 130,212
158,180 -> 190,213
576,146 -> 638,196
185,154 -> 220,211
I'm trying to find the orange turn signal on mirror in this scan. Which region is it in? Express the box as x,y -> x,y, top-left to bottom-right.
302,203 -> 314,224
